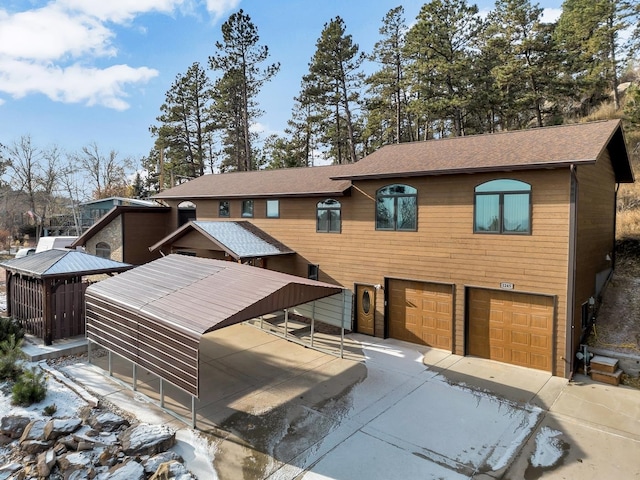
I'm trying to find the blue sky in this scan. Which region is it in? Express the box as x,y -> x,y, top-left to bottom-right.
0,0 -> 562,167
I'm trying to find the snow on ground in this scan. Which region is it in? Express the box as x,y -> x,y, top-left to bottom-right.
530,426 -> 565,468
0,365 -> 87,421
271,337 -> 544,479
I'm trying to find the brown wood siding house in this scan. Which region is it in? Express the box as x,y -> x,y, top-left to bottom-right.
92,120 -> 632,379
72,206 -> 172,265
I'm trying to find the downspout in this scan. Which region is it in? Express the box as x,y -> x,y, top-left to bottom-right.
565,165 -> 578,379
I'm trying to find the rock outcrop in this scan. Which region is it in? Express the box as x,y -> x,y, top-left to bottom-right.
0,409 -> 196,479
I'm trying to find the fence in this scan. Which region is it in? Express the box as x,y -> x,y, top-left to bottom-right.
9,276 -> 88,341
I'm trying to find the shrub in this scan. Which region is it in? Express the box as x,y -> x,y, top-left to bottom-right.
0,334 -> 26,381
0,317 -> 24,344
11,367 -> 47,406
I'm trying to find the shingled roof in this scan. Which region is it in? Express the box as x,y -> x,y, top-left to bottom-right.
153,121 -> 632,202
332,120 -> 633,182
154,164 -> 354,200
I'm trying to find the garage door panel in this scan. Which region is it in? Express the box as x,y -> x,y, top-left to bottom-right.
389,279 -> 453,350
468,289 -> 554,372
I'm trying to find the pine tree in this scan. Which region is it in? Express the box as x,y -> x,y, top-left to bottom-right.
365,6 -> 412,148
209,9 -> 280,171
555,0 -> 630,112
150,62 -> 214,184
483,0 -> 566,129
305,17 -> 365,164
405,0 -> 485,137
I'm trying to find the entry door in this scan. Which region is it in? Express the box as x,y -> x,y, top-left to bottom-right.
356,285 -> 375,335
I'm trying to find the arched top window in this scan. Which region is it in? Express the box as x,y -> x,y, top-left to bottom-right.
474,179 -> 531,234
376,184 -> 417,231
178,201 -> 196,227
95,242 -> 111,259
317,199 -> 341,233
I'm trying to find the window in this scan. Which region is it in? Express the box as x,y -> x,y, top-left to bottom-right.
308,264 -> 319,280
474,179 -> 531,234
178,201 -> 196,227
219,201 -> 229,218
376,184 -> 417,231
241,200 -> 254,218
266,200 -> 279,218
95,242 -> 111,259
317,199 -> 341,233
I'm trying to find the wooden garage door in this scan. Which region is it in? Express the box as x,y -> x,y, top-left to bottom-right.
388,279 -> 453,349
468,289 -> 554,371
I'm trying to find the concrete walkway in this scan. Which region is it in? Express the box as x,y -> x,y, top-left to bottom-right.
50,325 -> 640,479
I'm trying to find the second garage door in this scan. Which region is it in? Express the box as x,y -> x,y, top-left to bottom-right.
388,279 -> 453,350
467,288 -> 554,372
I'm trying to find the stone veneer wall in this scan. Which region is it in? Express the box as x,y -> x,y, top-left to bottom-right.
86,216 -> 123,262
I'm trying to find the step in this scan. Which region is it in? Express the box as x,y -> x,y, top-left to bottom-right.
590,368 -> 623,386
590,355 -> 619,373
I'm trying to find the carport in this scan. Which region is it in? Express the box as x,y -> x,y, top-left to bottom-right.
84,254 -> 346,426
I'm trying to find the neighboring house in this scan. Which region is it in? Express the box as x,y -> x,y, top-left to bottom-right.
46,197 -> 162,236
71,206 -> 171,265
79,197 -> 161,229
74,120 -> 633,378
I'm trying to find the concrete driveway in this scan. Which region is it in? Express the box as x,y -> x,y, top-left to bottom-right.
58,324 -> 640,479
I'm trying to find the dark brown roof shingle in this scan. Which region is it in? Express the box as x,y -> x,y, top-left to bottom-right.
154,164 -> 354,200
333,120 -> 632,182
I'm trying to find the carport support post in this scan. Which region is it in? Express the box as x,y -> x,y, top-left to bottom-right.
310,301 -> 316,348
284,309 -> 289,338
133,363 -> 137,391
108,351 -> 112,376
191,396 -> 196,428
340,290 -> 346,358
160,378 -> 164,408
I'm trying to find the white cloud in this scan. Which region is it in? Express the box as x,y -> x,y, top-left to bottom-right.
0,58 -> 158,110
0,6 -> 114,61
0,1 -> 237,110
58,0 -> 188,23
205,0 -> 240,21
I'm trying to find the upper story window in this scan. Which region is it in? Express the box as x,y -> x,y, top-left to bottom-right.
242,200 -> 254,218
219,201 -> 229,218
95,242 -> 111,259
177,201 -> 196,227
317,199 -> 341,233
376,184 -> 417,231
474,179 -> 531,234
266,200 -> 279,218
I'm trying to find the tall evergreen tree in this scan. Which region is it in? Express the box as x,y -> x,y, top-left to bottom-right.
555,0 -> 630,112
405,0 -> 485,138
365,6 -> 411,148
484,0 -> 565,129
305,16 -> 365,164
150,62 -> 214,185
209,9 -> 280,171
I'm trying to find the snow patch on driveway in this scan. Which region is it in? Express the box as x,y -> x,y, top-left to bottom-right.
531,426 -> 565,467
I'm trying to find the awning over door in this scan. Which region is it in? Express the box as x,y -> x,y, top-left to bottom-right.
85,254 -> 343,397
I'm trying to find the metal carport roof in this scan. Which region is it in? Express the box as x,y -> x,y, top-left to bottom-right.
85,254 -> 343,398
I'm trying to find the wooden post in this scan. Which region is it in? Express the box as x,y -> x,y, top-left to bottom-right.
5,270 -> 11,318
42,278 -> 53,346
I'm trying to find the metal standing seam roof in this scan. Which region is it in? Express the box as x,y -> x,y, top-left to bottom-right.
331,120 -> 633,183
86,254 -> 342,338
84,255 -> 344,397
0,249 -> 133,278
149,221 -> 295,259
